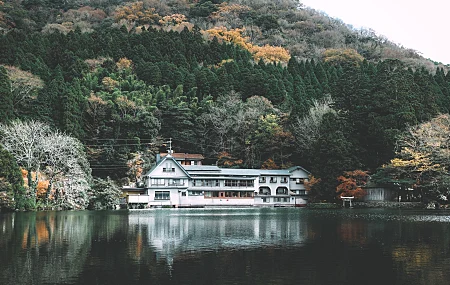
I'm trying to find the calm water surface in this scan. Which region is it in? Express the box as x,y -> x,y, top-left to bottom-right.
1,208 -> 450,285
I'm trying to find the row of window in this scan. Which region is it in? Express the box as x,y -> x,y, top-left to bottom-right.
155,191 -> 170,200
187,179 -> 255,187
155,190 -> 303,200
204,191 -> 254,198
155,190 -> 255,199
224,180 -> 254,187
151,179 -> 185,186
152,178 -> 307,186
259,177 -> 288,183
258,187 -> 288,195
261,197 -> 290,203
292,178 -> 307,184
259,177 -> 308,184
192,179 -> 220,187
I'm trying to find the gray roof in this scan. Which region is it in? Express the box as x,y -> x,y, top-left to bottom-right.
286,166 -> 311,174
145,160 -> 309,178
183,165 -> 221,171
184,166 -> 291,177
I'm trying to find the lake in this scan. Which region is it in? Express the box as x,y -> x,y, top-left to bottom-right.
1,208 -> 450,285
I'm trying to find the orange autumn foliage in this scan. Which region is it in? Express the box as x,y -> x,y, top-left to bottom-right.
217,151 -> 243,167
304,175 -> 320,192
204,27 -> 290,63
336,170 -> 368,199
157,13 -> 193,32
210,2 -> 250,20
253,44 -> 291,63
261,158 -> 279,170
21,168 -> 28,179
114,1 -> 160,24
159,13 -> 187,26
36,180 -> 50,199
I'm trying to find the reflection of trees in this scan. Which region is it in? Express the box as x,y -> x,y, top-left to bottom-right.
0,211 -> 93,284
3,209 -> 450,284
338,220 -> 368,246
387,222 -> 450,285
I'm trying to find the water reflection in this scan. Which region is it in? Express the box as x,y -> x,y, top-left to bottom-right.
127,208 -> 308,264
0,211 -> 93,284
1,208 -> 450,284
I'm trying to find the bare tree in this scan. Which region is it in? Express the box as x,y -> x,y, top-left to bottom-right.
292,95 -> 335,151
0,120 -> 91,209
42,131 -> 85,202
3,65 -> 44,108
198,91 -> 243,152
0,120 -> 51,191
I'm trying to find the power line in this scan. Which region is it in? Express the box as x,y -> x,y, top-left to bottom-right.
83,138 -> 157,141
85,143 -> 154,147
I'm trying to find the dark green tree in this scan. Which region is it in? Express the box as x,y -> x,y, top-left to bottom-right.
0,145 -> 26,211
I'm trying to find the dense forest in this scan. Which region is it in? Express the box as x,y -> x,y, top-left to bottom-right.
1,0 -> 450,210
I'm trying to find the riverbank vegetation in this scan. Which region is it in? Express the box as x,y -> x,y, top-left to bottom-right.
1,0 -> 450,210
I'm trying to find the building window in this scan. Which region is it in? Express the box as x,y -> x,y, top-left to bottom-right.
262,197 -> 269,203
259,177 -> 266,183
163,162 -> 175,172
296,178 -> 306,184
240,191 -> 254,198
155,191 -> 170,200
204,191 -> 220,198
225,180 -> 254,187
188,191 -> 203,196
168,179 -> 184,186
274,197 -> 289,203
181,192 -> 186,196
193,179 -> 219,187
259,186 -> 271,195
281,177 -> 288,183
151,179 -> 165,186
270,177 -> 277,183
276,187 -> 288,195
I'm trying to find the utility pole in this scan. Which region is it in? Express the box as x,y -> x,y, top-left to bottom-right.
167,138 -> 173,156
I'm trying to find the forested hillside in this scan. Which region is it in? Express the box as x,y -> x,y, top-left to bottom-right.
1,0 -> 450,210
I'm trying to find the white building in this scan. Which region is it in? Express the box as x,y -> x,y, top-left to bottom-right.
125,153 -> 310,208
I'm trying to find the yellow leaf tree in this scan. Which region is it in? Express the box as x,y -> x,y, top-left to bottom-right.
204,27 -> 290,63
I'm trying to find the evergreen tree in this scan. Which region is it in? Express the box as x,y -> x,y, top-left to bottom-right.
0,145 -> 25,211
310,113 -> 358,201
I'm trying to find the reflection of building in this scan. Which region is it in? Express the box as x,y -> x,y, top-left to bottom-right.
127,209 -> 308,262
124,151 -> 310,208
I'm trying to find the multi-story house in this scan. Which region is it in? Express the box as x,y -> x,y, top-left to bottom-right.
124,152 -> 310,208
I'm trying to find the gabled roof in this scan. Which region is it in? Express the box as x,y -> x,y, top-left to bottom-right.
286,166 -> 311,174
144,155 -> 191,178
